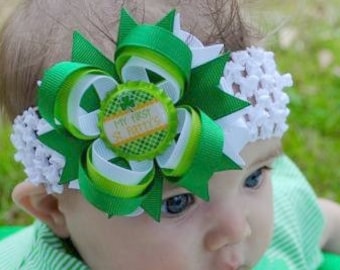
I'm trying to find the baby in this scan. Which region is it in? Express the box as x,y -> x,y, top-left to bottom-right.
1,0 -> 340,269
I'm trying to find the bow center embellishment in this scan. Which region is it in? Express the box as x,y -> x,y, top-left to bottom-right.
99,81 -> 177,161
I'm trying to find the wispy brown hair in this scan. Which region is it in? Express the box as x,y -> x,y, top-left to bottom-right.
0,0 -> 257,120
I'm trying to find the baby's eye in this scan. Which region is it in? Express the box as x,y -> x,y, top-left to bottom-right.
244,166 -> 270,189
161,193 -> 195,217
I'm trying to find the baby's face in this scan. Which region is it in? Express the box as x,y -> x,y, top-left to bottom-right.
58,138 -> 280,270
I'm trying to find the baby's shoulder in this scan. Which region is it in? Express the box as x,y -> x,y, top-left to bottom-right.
0,221 -> 90,269
0,225 -> 35,269
272,155 -> 316,198
271,155 -> 323,238
268,155 -> 324,269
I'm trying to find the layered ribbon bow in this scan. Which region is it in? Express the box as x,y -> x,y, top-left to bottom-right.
37,9 -> 249,221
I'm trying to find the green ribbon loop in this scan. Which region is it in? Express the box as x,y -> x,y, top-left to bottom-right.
86,146 -> 154,198
38,62 -> 90,129
117,9 -> 139,44
79,153 -> 150,216
72,31 -> 118,78
38,62 -> 107,137
115,24 -> 192,91
180,54 -> 250,120
56,69 -> 111,140
39,129 -> 90,184
141,166 -> 164,222
155,9 -> 176,32
217,154 -> 241,171
173,109 -> 225,201
117,8 -> 176,48
118,9 -> 175,43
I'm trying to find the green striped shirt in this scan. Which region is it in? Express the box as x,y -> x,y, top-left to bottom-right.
0,221 -> 89,269
255,155 -> 324,269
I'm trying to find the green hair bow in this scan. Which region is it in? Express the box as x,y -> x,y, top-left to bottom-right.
37,9 -> 249,221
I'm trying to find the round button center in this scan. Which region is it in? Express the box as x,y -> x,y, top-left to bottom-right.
99,81 -> 177,160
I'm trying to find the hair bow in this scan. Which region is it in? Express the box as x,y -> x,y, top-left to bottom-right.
37,9 -> 249,221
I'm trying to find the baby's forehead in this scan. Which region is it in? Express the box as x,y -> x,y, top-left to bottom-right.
240,139 -> 282,170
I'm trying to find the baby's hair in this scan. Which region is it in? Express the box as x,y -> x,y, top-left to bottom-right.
0,0 -> 257,121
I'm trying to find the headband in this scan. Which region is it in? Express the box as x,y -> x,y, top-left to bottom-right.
11,9 -> 292,221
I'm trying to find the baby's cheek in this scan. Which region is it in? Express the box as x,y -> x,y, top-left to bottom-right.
248,183 -> 274,263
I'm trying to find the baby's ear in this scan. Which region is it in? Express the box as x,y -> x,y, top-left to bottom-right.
12,182 -> 70,238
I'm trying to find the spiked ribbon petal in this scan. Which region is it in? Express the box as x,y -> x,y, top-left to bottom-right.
36,8 -> 250,221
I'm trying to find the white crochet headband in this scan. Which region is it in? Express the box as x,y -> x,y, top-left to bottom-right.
11,9 -> 292,220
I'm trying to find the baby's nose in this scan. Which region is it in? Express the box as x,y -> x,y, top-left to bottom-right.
204,206 -> 252,251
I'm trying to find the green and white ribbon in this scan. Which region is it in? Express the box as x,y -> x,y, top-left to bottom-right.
157,107 -> 201,177
36,8 -> 250,221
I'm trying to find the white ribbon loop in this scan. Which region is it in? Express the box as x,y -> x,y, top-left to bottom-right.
173,14 -> 224,68
191,45 -> 224,68
156,108 -> 192,172
78,109 -> 100,137
121,57 -> 182,103
68,74 -> 118,137
91,139 -> 153,185
120,59 -> 150,82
